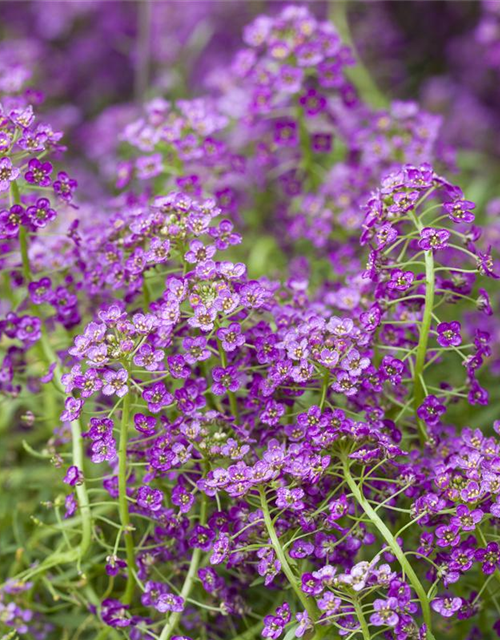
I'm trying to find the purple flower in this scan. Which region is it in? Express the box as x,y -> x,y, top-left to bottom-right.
102,368 -> 129,397
435,524 -> 460,548
136,486 -> 163,512
216,322 -> 245,352
142,381 -> 173,413
63,465 -> 83,486
60,397 -> 83,422
172,485 -> 195,514
134,413 -> 156,436
0,204 -> 24,237
133,344 -> 164,371
188,305 -> 217,332
276,487 -> 305,511
64,494 -> 77,519
418,227 -> 450,251
90,438 -> 117,464
211,366 -> 241,395
262,615 -> 285,639
28,277 -> 52,304
476,541 -> 500,575
295,611 -> 312,638
105,555 -> 127,577
431,596 -> 462,618
274,120 -> 298,147
156,593 -> 184,614
24,158 -> 53,186
417,394 -> 446,426
182,336 -> 211,364
101,599 -> 132,628
0,157 -> 20,191
53,171 -> 77,202
450,505 -> 483,531
387,269 -> 415,291
436,321 -> 462,347
370,597 -> 399,627
444,199 -> 475,223
25,197 -> 57,228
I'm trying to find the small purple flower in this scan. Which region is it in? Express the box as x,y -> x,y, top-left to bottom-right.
211,366 -> 241,396
28,277 -> 52,304
101,598 -> 132,628
105,555 -> 127,577
134,413 -> 156,436
63,465 -> 84,486
387,269 -> 415,292
276,487 -> 305,511
262,615 -> 285,639
188,304 -> 217,332
444,199 -> 475,223
370,597 -> 399,627
90,438 -> 117,464
431,596 -> 462,618
102,368 -> 129,397
418,227 -> 450,251
435,524 -> 461,548
295,611 -> 312,638
216,322 -> 245,352
60,397 -> 83,422
53,171 -> 77,202
417,394 -> 446,426
436,321 -> 462,347
24,158 -> 53,186
450,505 -> 483,531
476,541 -> 500,575
0,157 -> 20,191
142,381 -> 174,413
25,198 -> 57,228
137,486 -> 163,512
172,484 -> 195,514
183,336 -> 211,364
156,593 -> 184,614
133,344 -> 164,371
274,120 -> 298,147
64,493 -> 77,519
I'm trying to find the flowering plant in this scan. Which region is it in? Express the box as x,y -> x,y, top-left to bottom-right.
0,3 -> 500,640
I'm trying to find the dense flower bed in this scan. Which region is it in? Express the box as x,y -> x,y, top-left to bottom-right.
0,3 -> 499,640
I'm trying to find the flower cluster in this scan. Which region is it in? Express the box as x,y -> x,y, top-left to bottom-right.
1,4 -> 500,640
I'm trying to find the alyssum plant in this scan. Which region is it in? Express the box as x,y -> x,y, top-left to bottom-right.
0,5 -> 499,640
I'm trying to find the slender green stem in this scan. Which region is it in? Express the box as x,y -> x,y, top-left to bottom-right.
342,459 -> 435,639
328,0 -> 388,109
352,597 -> 370,640
319,372 -> 330,411
159,496 -> 208,640
12,179 -> 92,569
118,388 -> 136,604
19,226 -> 32,283
258,487 -> 318,623
413,249 -> 435,444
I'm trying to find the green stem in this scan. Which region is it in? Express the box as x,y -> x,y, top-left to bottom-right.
258,487 -> 318,623
159,497 -> 208,640
19,226 -> 32,282
319,372 -> 330,411
328,0 -> 388,109
413,249 -> 435,445
118,388 -> 136,604
352,597 -> 370,640
13,178 -> 92,568
342,459 -> 435,639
